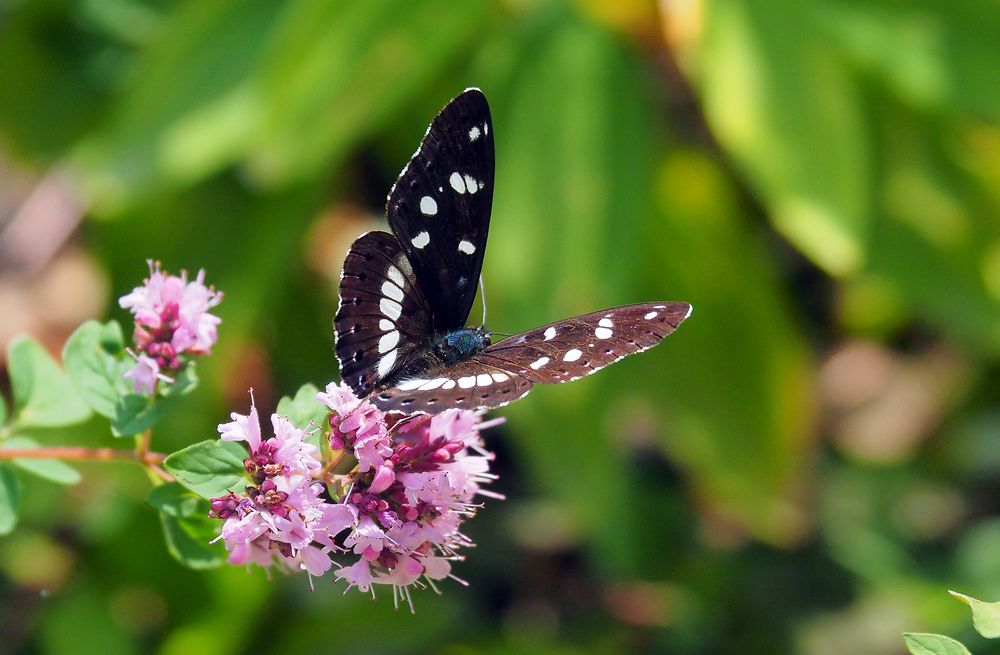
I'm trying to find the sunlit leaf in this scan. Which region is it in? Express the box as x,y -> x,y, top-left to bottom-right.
111,394 -> 161,437
164,440 -> 246,499
0,464 -> 21,535
63,320 -> 127,418
950,590 -> 1000,638
903,633 -> 972,655
276,383 -> 325,431
8,335 -> 92,429
695,0 -> 870,276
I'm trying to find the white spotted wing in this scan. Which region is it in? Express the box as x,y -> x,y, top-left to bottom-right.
385,88 -> 494,332
335,232 -> 434,397
372,302 -> 692,413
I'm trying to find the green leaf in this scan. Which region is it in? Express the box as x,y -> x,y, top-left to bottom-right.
7,334 -> 92,429
111,394 -> 161,437
164,440 -> 247,499
2,436 -> 82,485
146,482 -> 202,518
276,383 -> 325,431
0,464 -> 21,535
161,364 -> 199,396
903,633 -> 973,655
62,320 -> 127,418
697,0 -> 870,276
159,512 -> 226,569
950,590 -> 1000,638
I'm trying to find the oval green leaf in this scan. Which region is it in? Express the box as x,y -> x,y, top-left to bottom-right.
903,633 -> 973,655
950,590 -> 1000,639
8,334 -> 92,429
0,464 -> 21,535
164,440 -> 247,499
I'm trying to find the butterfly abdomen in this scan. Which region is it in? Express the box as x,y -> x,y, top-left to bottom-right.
433,328 -> 491,364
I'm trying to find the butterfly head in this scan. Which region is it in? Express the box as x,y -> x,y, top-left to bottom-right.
433,327 -> 491,365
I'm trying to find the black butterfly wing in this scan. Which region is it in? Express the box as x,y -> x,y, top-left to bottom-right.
371,302 -> 692,413
385,88 -> 494,332
334,231 -> 435,398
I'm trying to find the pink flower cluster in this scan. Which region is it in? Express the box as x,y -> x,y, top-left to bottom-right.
119,260 -> 222,394
210,400 -> 352,577
210,383 -> 500,607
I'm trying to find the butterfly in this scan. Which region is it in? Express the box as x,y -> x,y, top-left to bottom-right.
335,88 -> 691,413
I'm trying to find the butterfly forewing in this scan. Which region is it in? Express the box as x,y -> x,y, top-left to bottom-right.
385,88 -> 494,332
335,231 -> 435,397
371,302 -> 692,413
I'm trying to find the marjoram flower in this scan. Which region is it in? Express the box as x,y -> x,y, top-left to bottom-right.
119,260 -> 222,394
210,382 -> 501,610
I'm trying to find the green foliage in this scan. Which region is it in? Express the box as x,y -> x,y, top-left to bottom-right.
904,633 -> 973,655
1,0 -> 999,652
63,320 -> 128,418
110,394 -> 161,437
276,383 -> 326,431
951,591 -> 1000,639
7,335 -> 92,429
164,440 -> 247,499
0,464 -> 19,535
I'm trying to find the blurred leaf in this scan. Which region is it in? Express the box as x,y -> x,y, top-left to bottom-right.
949,590 -> 1000,638
63,320 -> 127,418
816,0 -> 1000,121
8,334 -> 92,429
111,393 -> 161,437
0,464 -> 20,535
162,364 -> 199,397
2,436 -> 82,486
147,482 -> 202,518
164,440 -> 246,499
696,0 -> 870,276
40,587 -> 133,655
0,393 -> 6,426
247,0 -> 489,185
160,512 -> 226,569
276,383 -> 325,431
903,633 -> 972,655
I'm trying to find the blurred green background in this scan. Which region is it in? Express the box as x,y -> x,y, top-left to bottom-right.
1,0 -> 999,652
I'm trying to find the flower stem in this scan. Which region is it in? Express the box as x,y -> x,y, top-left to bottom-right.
0,446 -> 173,481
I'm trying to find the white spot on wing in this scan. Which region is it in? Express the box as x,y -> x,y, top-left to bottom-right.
380,298 -> 402,321
397,378 -> 427,391
563,349 -> 583,362
381,281 -> 403,302
386,265 -> 405,287
598,318 -> 613,328
458,376 -> 476,389
377,350 -> 397,377
464,174 -> 478,194
644,311 -> 658,320
418,378 -> 448,391
476,374 -> 492,387
442,380 -> 457,389
530,356 -> 550,370
595,327 -> 613,339
411,231 -> 430,249
458,240 -> 476,255
449,172 -> 466,194
379,318 -> 395,331
491,373 -> 509,382
468,126 -> 480,141
378,330 -> 400,353
484,122 -> 489,136
543,327 -> 557,341
420,196 -> 438,216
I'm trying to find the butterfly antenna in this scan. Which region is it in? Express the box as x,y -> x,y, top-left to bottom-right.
479,275 -> 488,327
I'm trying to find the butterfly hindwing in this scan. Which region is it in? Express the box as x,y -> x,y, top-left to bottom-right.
371,302 -> 692,413
334,231 -> 435,397
385,88 -> 494,332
